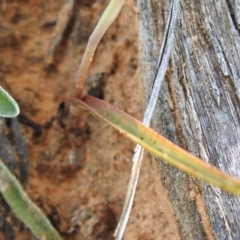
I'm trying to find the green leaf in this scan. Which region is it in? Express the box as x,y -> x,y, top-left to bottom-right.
0,87 -> 20,118
74,95 -> 240,196
0,160 -> 62,240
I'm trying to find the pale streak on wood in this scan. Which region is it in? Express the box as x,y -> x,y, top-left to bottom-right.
143,0 -> 180,127
138,0 -> 240,239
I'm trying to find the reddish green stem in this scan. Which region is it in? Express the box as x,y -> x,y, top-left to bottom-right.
74,0 -> 125,99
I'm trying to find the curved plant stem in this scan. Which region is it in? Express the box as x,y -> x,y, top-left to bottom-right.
0,160 -> 62,240
113,144 -> 144,239
114,0 -> 180,239
74,0 -> 125,99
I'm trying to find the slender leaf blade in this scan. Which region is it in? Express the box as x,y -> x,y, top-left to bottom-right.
74,95 -> 240,195
0,87 -> 20,118
0,160 -> 62,240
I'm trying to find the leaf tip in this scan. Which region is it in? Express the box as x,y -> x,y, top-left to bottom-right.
0,87 -> 20,118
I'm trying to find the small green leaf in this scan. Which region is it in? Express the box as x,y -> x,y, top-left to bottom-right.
0,87 -> 20,118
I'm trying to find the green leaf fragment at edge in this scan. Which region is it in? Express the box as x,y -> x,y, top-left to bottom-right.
0,161 -> 62,240
0,87 -> 20,118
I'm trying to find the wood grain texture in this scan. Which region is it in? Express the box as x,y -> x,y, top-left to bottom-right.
137,0 -> 240,239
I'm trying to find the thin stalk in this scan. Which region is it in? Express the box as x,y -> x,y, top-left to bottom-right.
114,0 -> 180,239
74,0 -> 125,99
0,160 -> 62,240
114,145 -> 143,240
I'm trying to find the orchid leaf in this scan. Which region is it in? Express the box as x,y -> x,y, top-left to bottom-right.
0,87 -> 20,118
74,95 -> 240,195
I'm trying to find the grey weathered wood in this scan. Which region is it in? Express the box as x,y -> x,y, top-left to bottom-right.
137,0 -> 240,239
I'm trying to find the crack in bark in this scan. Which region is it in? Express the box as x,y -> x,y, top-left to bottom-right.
226,0 -> 240,33
166,64 -> 187,149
